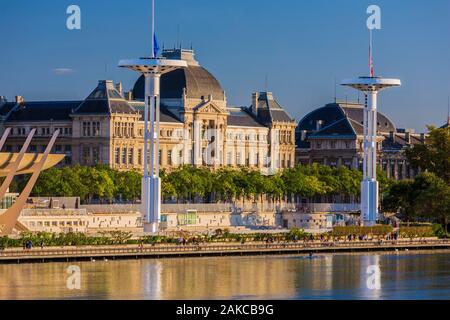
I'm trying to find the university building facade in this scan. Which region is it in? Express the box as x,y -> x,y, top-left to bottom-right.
295,101 -> 426,180
0,49 -> 297,173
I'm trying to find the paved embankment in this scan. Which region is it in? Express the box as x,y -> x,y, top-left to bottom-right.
1,240 -> 449,264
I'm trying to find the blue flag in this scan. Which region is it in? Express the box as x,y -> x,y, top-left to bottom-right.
153,33 -> 160,57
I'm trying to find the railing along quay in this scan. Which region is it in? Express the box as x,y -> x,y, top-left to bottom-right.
1,240 -> 449,263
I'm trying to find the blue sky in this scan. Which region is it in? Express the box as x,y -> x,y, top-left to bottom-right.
0,0 -> 449,131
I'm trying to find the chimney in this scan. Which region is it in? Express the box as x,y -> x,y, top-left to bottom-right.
405,132 -> 411,144
115,82 -> 123,96
124,91 -> 133,101
420,133 -> 426,143
389,131 -> 395,142
15,96 -> 24,104
251,92 -> 259,116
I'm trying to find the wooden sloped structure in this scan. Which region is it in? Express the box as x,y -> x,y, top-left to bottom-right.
0,129 -> 64,235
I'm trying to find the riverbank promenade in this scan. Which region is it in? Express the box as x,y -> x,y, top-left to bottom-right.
1,239 -> 449,264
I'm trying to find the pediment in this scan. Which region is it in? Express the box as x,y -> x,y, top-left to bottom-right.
193,101 -> 225,114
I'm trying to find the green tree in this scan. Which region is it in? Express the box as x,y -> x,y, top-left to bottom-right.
406,126 -> 450,182
115,170 -> 142,201
382,179 -> 416,224
413,173 -> 450,233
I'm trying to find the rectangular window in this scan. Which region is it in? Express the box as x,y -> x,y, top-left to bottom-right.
128,148 -> 134,165
177,210 -> 197,226
93,122 -> 101,136
82,122 -> 91,137
227,152 -> 232,165
82,147 -> 90,165
115,148 -> 120,165
178,150 -> 183,165
138,149 -> 142,166
93,147 -> 100,164
167,150 -> 172,166
122,148 -> 127,164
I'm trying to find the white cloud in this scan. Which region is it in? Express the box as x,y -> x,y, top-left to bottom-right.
52,68 -> 76,75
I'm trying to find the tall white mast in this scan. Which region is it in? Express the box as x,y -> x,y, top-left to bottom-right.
151,0 -> 155,58
119,0 -> 187,233
341,25 -> 401,226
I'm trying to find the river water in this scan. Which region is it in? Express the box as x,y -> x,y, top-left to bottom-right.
0,251 -> 449,300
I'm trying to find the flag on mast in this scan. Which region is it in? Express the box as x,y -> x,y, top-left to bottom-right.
154,33 -> 160,57
151,0 -> 160,58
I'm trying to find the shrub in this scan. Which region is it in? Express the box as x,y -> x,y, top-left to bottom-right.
399,226 -> 434,239
331,226 -> 394,238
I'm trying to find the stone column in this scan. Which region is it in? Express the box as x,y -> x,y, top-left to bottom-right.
394,160 -> 399,181
386,160 -> 391,179
193,120 -> 202,166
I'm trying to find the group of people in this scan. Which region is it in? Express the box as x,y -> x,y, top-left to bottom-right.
22,240 -> 45,250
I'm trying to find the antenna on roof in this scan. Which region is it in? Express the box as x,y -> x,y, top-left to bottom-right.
176,24 -> 180,48
265,74 -> 269,92
334,77 -> 337,103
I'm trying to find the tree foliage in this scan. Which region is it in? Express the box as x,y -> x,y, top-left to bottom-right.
406,126 -> 450,183
383,172 -> 450,233
12,164 -> 372,205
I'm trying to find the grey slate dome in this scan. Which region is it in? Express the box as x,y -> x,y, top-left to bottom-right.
132,49 -> 225,101
296,101 -> 397,148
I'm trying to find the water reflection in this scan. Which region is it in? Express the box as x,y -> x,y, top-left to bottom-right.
0,251 -> 449,300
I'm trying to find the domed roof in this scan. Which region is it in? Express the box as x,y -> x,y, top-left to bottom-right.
298,102 -> 396,133
296,101 -> 397,147
132,49 -> 225,101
